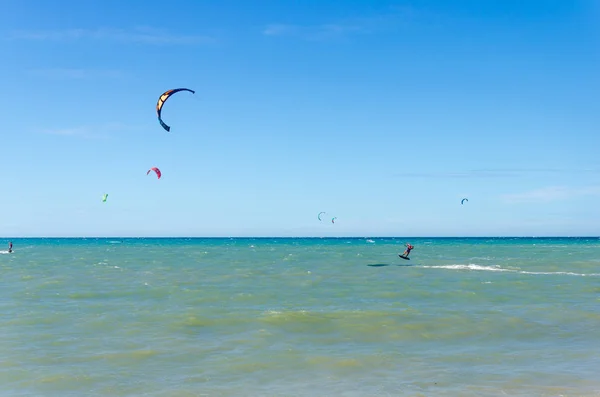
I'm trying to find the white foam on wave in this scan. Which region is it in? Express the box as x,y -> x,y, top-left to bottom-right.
0,250 -> 10,254
422,264 -> 511,272
422,264 -> 600,277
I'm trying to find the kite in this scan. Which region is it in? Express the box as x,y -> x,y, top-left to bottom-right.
156,88 -> 195,132
147,167 -> 161,179
331,217 -> 337,224
318,212 -> 326,221
461,198 -> 468,205
102,194 -> 108,202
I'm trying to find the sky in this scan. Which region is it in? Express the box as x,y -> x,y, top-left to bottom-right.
2,0 -> 600,237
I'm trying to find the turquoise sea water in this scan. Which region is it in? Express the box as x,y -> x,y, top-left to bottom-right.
1,237 -> 599,396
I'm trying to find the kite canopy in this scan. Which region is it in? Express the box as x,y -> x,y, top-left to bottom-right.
102,194 -> 108,202
147,167 -> 162,179
331,217 -> 337,224
318,212 -> 326,221
156,88 -> 195,132
461,198 -> 468,205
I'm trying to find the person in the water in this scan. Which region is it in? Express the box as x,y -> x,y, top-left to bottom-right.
8,241 -> 13,253
401,243 -> 414,257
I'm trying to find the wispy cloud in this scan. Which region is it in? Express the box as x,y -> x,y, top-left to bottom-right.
394,168 -> 600,179
9,27 -> 215,45
263,23 -> 363,40
27,68 -> 125,79
394,170 -> 519,179
39,122 -> 135,139
263,6 -> 416,40
501,186 -> 600,203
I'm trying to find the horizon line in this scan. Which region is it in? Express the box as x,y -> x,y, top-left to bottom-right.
1,236 -> 599,239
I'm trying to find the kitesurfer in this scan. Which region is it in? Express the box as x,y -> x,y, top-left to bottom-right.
8,241 -> 13,253
401,243 -> 414,258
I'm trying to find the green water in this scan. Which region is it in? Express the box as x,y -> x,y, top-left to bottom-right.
1,237 -> 599,396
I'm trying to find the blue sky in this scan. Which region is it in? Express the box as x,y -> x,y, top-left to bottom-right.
2,0 -> 599,237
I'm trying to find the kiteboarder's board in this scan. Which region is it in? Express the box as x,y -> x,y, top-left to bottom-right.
398,255 -> 410,260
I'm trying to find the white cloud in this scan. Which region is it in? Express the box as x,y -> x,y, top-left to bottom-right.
27,68 -> 125,79
41,127 -> 90,137
262,23 -> 363,40
9,27 -> 215,45
501,186 -> 600,203
263,6 -> 416,40
39,122 -> 135,139
395,170 -> 519,179
394,168 -> 600,179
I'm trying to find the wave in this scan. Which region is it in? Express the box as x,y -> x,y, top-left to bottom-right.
421,264 -> 600,277
422,264 -> 512,272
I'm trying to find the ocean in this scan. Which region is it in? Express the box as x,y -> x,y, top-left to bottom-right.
1,237 -> 599,396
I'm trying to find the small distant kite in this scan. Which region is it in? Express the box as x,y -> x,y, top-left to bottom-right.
318,212 -> 326,221
331,217 -> 337,224
102,194 -> 108,203
461,198 -> 469,205
156,88 -> 195,132
147,167 -> 162,179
